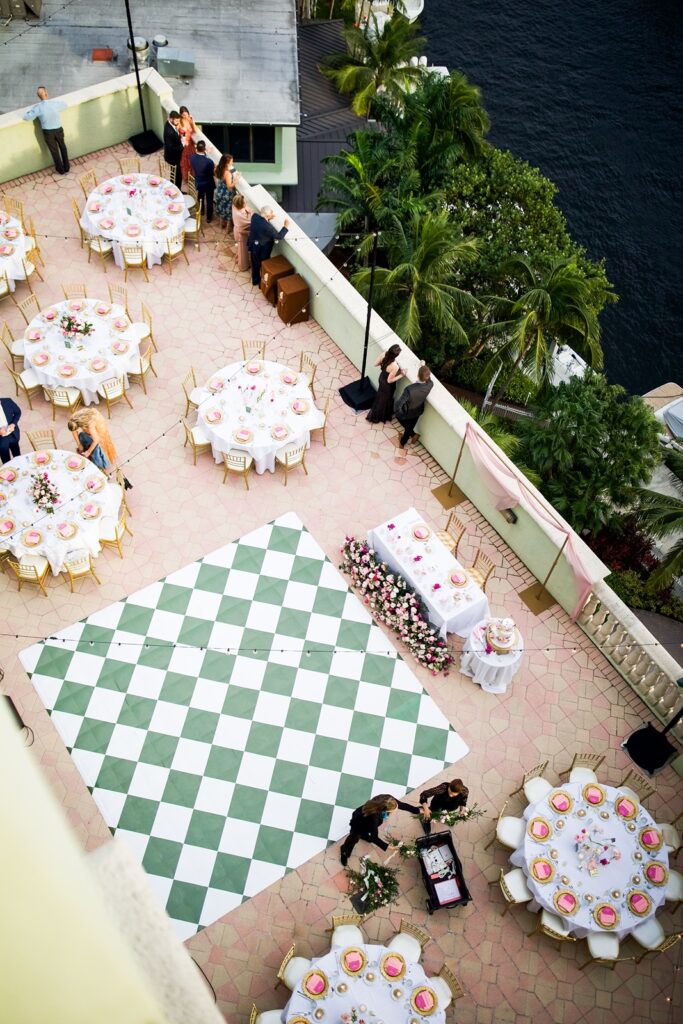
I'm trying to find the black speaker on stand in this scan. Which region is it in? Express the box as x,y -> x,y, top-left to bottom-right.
622,678 -> 683,776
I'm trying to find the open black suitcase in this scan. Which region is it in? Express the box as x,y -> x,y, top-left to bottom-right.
415,830 -> 472,914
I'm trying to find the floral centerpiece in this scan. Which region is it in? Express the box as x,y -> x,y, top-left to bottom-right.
59,313 -> 93,346
341,1011 -> 366,1024
575,824 -> 621,875
339,537 -> 453,674
345,856 -> 400,913
386,804 -> 486,860
30,472 -> 60,513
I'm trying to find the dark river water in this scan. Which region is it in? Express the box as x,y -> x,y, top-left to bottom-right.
422,0 -> 683,394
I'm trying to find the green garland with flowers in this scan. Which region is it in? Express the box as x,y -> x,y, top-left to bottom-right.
385,803 -> 486,860
339,536 -> 453,674
345,856 -> 401,913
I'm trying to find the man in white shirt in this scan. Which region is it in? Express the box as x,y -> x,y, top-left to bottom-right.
23,86 -> 69,174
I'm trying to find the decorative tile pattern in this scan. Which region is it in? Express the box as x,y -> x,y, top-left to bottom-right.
20,513 -> 467,938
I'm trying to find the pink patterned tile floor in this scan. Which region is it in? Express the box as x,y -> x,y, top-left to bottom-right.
1,146 -> 681,1024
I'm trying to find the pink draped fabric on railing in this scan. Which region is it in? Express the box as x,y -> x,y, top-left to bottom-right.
463,422 -> 596,619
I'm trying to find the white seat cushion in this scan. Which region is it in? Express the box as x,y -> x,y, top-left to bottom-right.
503,867 -> 532,903
665,868 -> 683,902
124,251 -> 144,265
99,516 -> 118,542
20,367 -> 40,387
632,917 -> 665,950
524,777 -> 553,803
586,932 -> 619,960
428,974 -> 452,1010
23,235 -> 35,249
282,955 -> 310,991
191,425 -> 210,445
387,932 -> 421,964
11,339 -> 24,355
22,261 -> 36,276
331,924 -> 363,948
189,387 -> 203,405
167,240 -> 184,255
183,195 -> 196,209
0,278 -> 10,297
619,786 -> 640,804
497,815 -> 525,850
20,553 -> 48,573
184,218 -> 198,233
97,381 -> 124,398
255,1012 -> 282,1024
90,237 -> 113,253
568,767 -> 598,785
540,910 -> 571,935
660,822 -> 681,852
52,387 -> 80,405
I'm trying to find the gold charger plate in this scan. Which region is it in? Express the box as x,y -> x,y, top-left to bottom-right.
301,969 -> 328,999
80,503 -> 101,519
32,452 -> 52,467
627,890 -> 652,917
380,951 -> 406,981
527,816 -> 553,842
22,530 -> 42,546
85,476 -> 105,493
412,524 -> 431,542
582,783 -> 606,807
411,986 -> 439,1016
0,518 -> 15,535
57,523 -> 78,540
553,889 -> 579,916
65,456 -> 84,472
530,857 -> 555,884
593,903 -> 620,930
549,790 -> 574,814
340,946 -> 367,975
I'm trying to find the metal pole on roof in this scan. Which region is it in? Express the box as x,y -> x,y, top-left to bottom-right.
123,0 -> 147,133
123,0 -> 162,154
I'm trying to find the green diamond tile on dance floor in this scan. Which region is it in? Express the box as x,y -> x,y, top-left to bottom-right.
20,513 -> 468,940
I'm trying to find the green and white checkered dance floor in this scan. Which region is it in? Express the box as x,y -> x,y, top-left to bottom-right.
20,513 -> 468,939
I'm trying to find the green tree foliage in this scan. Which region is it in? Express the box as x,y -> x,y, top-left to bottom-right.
445,147 -> 616,313
320,14 -> 426,116
638,449 -> 683,589
518,373 -> 661,535
458,399 -> 541,487
352,210 -> 480,358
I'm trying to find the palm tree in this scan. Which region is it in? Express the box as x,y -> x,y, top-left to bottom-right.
486,256 -> 604,408
374,71 -> 490,188
639,449 -> 683,589
352,209 -> 480,354
320,14 -> 426,116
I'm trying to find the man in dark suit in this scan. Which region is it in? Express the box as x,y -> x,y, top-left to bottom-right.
394,364 -> 433,448
248,206 -> 290,286
0,397 -> 21,463
189,141 -> 215,223
163,111 -> 183,186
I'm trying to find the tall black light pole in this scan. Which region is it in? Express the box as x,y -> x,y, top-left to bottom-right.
339,229 -> 379,411
124,0 -> 162,154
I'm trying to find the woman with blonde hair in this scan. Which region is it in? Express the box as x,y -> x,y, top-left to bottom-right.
178,105 -> 197,187
340,792 -> 417,866
67,408 -> 117,477
232,193 -> 252,272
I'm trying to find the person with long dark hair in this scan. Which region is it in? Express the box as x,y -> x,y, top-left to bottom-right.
419,778 -> 469,834
366,344 -> 405,424
340,793 -> 417,865
215,154 -> 240,230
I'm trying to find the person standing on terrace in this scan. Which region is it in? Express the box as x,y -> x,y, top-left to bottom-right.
23,86 -> 69,175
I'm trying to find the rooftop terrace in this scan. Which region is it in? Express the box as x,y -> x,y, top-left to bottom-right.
1,138 -> 682,1024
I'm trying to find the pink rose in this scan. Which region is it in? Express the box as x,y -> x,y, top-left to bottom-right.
387,523 -> 395,530
432,582 -> 441,591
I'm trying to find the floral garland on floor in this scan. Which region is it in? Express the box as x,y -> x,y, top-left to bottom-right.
385,804 -> 486,860
339,537 -> 453,674
345,856 -> 400,913
30,472 -> 60,513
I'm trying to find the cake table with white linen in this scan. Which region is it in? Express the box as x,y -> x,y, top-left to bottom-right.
460,619 -> 524,693
23,298 -> 146,405
196,359 -> 324,474
284,943 -> 445,1024
510,781 -> 669,939
0,451 -> 122,574
0,211 -> 31,291
80,173 -> 188,268
368,508 -> 490,639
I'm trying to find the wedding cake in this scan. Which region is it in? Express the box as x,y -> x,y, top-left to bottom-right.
486,617 -> 517,654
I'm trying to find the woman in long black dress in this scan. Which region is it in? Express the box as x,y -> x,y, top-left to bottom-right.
366,344 -> 405,423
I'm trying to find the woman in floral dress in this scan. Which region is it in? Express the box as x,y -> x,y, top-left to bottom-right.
178,106 -> 197,187
214,153 -> 240,229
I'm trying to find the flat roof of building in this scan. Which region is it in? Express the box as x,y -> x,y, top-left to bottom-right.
0,0 -> 300,125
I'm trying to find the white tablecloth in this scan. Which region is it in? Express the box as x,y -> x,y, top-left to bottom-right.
0,212 -> 31,291
510,781 -> 669,940
368,508 -> 490,639
284,943 -> 445,1024
460,619 -> 524,693
80,173 -> 188,268
0,451 -> 121,574
196,360 -> 324,474
23,298 -> 145,405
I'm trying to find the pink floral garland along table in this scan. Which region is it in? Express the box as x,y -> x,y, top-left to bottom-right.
510,781 -> 669,939
283,943 -> 445,1024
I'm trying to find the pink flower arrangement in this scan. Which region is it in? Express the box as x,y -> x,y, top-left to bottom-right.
339,537 -> 453,674
30,472 -> 60,513
387,522 -> 395,530
128,189 -> 137,197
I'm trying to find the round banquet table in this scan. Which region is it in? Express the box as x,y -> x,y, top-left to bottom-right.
0,211 -> 31,291
283,943 -> 446,1024
196,359 -> 325,474
0,451 -> 122,574
459,620 -> 524,693
23,297 -> 146,405
79,173 -> 189,268
510,781 -> 669,940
